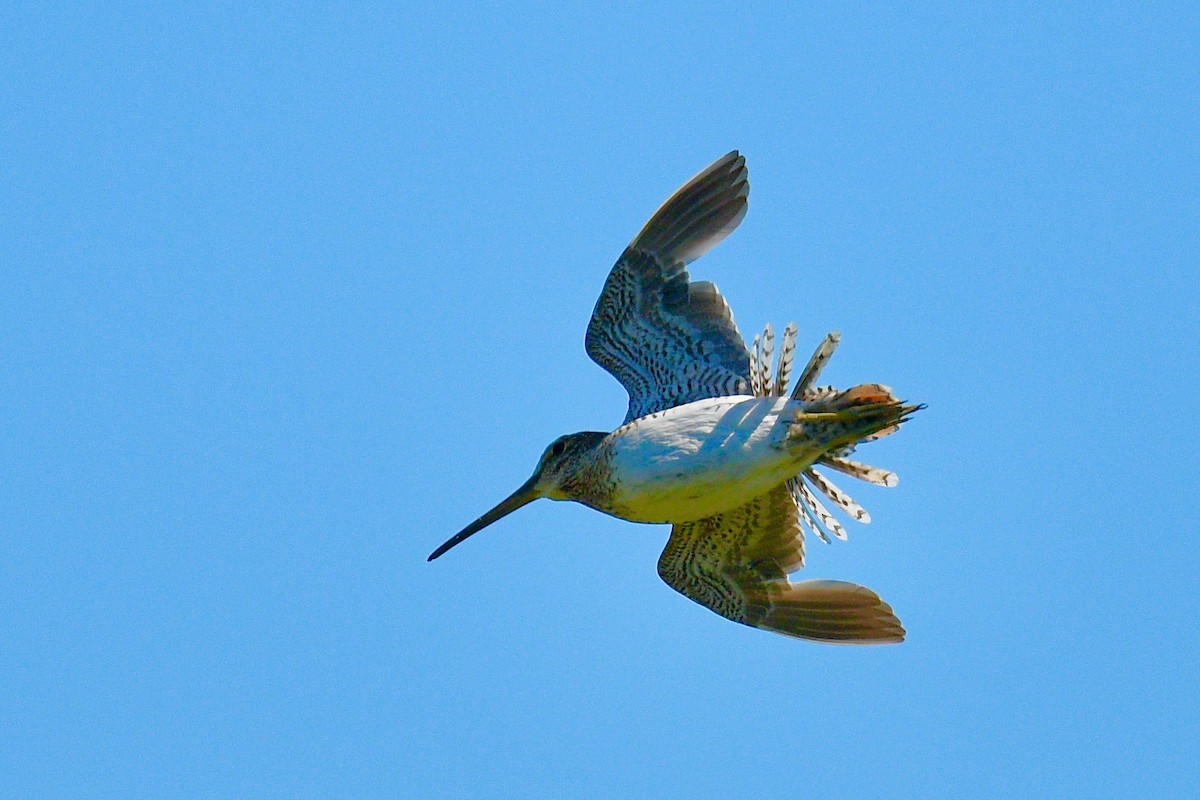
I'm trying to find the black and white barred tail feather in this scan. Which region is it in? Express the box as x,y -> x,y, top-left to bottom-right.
748,323 -> 915,546
773,322 -> 798,396
818,456 -> 899,488
749,324 -> 775,397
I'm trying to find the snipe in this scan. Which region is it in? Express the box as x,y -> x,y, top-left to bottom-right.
429,152 -> 921,644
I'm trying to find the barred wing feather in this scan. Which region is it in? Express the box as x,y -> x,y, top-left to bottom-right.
586,151 -> 752,423
656,486 -> 905,644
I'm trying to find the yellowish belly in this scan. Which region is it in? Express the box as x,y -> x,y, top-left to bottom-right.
604,395 -> 810,523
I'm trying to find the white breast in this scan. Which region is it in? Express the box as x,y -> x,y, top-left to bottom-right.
605,395 -> 804,523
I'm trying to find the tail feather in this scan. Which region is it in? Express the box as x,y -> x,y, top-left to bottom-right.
745,328 -> 920,550
792,479 -> 830,546
759,324 -> 774,397
793,388 -> 922,454
788,477 -> 831,545
792,331 -> 841,400
774,322 -> 798,395
804,467 -> 871,524
793,479 -> 848,541
791,382 -> 920,543
818,456 -> 900,488
749,323 -> 777,397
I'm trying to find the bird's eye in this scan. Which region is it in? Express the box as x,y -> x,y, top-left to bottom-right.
551,440 -> 567,457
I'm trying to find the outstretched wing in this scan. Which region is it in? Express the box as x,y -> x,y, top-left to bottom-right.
656,485 -> 905,644
586,151 -> 752,424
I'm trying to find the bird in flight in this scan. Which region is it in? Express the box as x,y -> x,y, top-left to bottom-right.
428,152 -> 921,644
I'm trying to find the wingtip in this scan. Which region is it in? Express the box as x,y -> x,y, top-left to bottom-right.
757,580 -> 907,645
717,149 -> 744,169
629,150 -> 751,265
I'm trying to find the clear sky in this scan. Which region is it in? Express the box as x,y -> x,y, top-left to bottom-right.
3,3 -> 1197,798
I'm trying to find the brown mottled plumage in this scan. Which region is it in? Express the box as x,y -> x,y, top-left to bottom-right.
429,151 -> 920,645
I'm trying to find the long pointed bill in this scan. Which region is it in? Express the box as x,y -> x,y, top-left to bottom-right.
427,476 -> 540,561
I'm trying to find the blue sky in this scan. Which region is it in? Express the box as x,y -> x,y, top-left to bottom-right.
2,3 -> 1197,797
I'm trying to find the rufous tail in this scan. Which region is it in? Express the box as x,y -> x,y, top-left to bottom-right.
792,384 -> 923,453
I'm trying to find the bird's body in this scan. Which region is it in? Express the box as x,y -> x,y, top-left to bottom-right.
428,152 -> 921,644
574,393 -> 904,525
603,395 -> 810,523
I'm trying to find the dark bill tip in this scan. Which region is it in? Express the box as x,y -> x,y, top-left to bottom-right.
426,477 -> 539,562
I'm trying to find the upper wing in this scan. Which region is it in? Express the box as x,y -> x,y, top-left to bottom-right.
656,485 -> 905,644
585,151 -> 753,424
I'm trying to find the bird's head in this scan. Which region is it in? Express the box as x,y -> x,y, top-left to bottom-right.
427,431 -> 607,561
